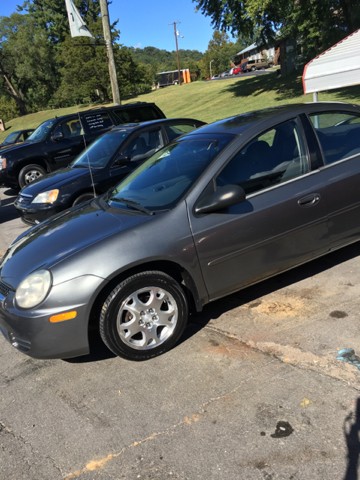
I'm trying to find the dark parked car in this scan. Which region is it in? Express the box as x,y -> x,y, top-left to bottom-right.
0,129 -> 35,149
1,102 -> 360,362
15,118 -> 206,225
0,102 -> 165,190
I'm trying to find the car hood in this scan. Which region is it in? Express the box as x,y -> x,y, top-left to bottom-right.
0,140 -> 35,155
21,167 -> 90,195
0,199 -> 153,288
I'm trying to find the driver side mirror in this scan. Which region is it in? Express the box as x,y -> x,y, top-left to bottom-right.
112,155 -> 131,167
52,131 -> 64,141
195,184 -> 246,214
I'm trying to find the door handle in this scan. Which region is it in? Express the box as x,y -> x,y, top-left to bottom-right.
298,193 -> 321,207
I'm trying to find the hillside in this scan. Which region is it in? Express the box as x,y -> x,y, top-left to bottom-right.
1,72 -> 359,143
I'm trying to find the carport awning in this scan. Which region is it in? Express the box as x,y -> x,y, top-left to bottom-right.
302,28 -> 360,94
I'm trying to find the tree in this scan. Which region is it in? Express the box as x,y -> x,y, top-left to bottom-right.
53,36 -> 110,106
0,13 -> 57,114
115,47 -> 153,97
129,46 -> 204,84
283,0 -> 360,61
192,0 -> 360,61
0,0 -> 114,114
199,30 -> 242,78
19,0 -> 101,44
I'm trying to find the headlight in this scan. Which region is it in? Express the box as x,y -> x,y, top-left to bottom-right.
0,156 -> 6,171
15,269 -> 52,309
32,189 -> 59,204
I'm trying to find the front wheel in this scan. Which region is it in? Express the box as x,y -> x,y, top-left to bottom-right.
99,271 -> 189,360
72,192 -> 95,206
18,164 -> 46,188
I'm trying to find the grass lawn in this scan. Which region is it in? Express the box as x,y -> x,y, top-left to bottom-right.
1,71 -> 359,143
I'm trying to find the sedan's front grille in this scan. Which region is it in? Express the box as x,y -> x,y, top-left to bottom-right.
16,193 -> 33,206
0,280 -> 11,297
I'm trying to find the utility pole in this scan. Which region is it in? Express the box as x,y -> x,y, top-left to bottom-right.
172,21 -> 182,85
99,0 -> 121,104
210,59 -> 214,79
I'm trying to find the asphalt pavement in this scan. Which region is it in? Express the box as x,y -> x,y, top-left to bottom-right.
1,185 -> 360,480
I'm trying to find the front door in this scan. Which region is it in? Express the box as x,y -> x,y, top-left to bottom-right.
48,118 -> 85,169
190,118 -> 330,300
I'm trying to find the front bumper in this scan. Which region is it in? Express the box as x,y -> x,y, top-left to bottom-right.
14,196 -> 64,225
0,274 -> 104,359
0,168 -> 9,187
0,167 -> 18,189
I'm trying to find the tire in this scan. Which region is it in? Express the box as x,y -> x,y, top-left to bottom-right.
99,271 -> 189,361
251,66 -> 256,72
18,164 -> 46,188
72,192 -> 95,206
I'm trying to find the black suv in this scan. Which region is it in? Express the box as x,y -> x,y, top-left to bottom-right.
0,102 -> 165,189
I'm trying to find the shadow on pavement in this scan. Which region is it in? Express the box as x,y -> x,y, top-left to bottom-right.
343,397 -> 360,480
0,188 -> 21,223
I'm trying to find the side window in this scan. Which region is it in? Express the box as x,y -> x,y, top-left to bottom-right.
23,131 -> 33,141
147,128 -> 164,154
68,119 -> 83,136
54,119 -> 75,139
216,119 -> 308,195
123,128 -> 163,161
82,112 -> 114,133
309,112 -> 360,164
111,106 -> 163,124
164,122 -> 199,142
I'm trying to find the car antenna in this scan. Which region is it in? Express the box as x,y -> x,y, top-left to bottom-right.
77,112 -> 97,199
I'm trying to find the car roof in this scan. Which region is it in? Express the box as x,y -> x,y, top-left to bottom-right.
184,102 -> 360,137
39,103 -> 162,124
12,128 -> 34,133
109,117 -> 205,134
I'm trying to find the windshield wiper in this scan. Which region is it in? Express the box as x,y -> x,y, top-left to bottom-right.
109,196 -> 154,215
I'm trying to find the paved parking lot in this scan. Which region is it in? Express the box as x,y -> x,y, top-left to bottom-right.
1,185 -> 360,479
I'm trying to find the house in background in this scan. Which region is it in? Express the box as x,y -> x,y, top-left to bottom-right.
234,43 -> 277,66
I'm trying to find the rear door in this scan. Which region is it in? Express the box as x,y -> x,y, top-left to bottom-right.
308,110 -> 360,248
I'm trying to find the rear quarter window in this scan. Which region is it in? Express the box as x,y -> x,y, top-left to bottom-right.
81,112 -> 114,133
112,106 -> 164,124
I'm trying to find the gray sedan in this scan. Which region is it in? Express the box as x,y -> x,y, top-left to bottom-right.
1,102 -> 360,361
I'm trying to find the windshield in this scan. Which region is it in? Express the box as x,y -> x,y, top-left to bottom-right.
71,130 -> 130,169
27,119 -> 57,142
108,134 -> 233,212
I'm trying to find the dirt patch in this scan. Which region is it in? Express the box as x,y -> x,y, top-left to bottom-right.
247,292 -> 313,329
251,298 -> 305,318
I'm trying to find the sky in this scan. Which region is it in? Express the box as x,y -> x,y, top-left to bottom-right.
0,0 -> 218,52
